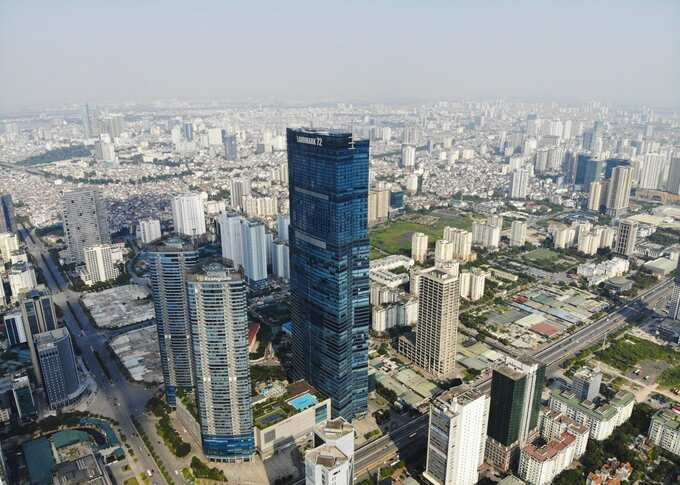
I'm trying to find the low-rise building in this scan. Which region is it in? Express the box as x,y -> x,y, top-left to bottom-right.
586,458 -> 633,484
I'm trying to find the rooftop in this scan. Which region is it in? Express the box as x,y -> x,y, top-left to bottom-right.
305,444 -> 348,469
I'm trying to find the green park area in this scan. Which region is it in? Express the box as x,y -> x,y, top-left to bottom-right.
521,248 -> 578,272
596,335 -> 680,388
369,213 -> 474,256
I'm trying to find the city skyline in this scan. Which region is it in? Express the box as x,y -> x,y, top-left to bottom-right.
1,1 -> 679,112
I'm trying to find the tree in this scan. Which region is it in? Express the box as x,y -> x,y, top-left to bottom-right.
553,468 -> 584,485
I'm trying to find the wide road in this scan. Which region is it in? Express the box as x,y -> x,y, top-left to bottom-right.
20,227 -> 162,482
353,276 -> 674,478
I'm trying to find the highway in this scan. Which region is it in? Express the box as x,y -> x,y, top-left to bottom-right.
19,227 -> 163,482
351,276 -> 674,478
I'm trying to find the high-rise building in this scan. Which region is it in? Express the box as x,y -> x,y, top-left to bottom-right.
411,232 -> 429,263
434,239 -> 454,267
182,121 -> 193,141
367,189 -> 390,224
148,236 -> 200,406
4,311 -> 25,346
587,180 -> 604,212
187,263 -> 254,462
171,193 -> 207,237
94,134 -> 116,163
272,240 -> 290,280
61,189 -> 110,264
277,214 -> 290,241
572,366 -> 602,402
138,218 -> 162,244
511,169 -> 529,199
81,104 -> 93,138
605,166 -> 633,217
472,221 -> 501,249
443,227 -> 472,260
614,220 -> 638,257
668,257 -> 680,321
510,221 -> 527,247
222,131 -> 238,161
0,194 -> 16,234
240,219 -> 268,289
35,327 -> 82,409
574,155 -> 603,190
218,212 -> 244,269
288,128 -> 370,420
0,232 -> 19,261
230,178 -> 251,210
667,158 -> 680,195
84,244 -> 120,284
485,356 -> 546,472
424,387 -> 490,485
401,144 -> 416,168
415,269 -> 459,378
8,262 -> 37,299
305,418 -> 355,485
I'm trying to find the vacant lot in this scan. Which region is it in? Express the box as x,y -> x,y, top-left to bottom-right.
370,214 -> 474,255
521,248 -> 577,272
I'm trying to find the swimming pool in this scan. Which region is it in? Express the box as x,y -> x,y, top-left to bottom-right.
287,392 -> 318,411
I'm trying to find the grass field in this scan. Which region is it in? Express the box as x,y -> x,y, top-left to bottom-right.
369,214 -> 474,255
521,248 -> 576,272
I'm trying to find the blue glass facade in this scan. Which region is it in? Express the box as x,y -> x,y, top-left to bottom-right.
287,128 -> 370,420
148,237 -> 199,407
0,193 -> 16,233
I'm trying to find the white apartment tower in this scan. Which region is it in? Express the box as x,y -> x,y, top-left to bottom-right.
443,227 -> 472,260
171,193 -> 206,237
510,220 -> 528,247
411,232 -> 429,263
84,244 -> 120,284
606,166 -> 633,217
511,169 -> 530,199
424,387 -> 490,485
138,218 -> 162,244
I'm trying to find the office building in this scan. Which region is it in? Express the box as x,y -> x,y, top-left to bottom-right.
84,244 -> 120,284
288,128 -> 369,420
510,221 -> 527,247
138,218 -> 162,244
9,262 -> 37,299
587,181 -> 605,212
424,387 -> 490,485
414,269 -> 459,378
485,357 -> 545,472
648,408 -> 680,456
4,311 -> 25,346
574,155 -> 603,190
12,376 -> 37,421
61,189 -> 110,264
241,219 -> 268,289
171,193 -> 206,237
511,169 -> 529,199
668,257 -> 680,320
272,240 -> 290,280
187,263 -> 254,461
614,220 -> 637,257
222,131 -> 238,161
277,214 -> 290,241
0,232 -> 19,262
305,418 -> 355,485
401,144 -> 416,168
571,366 -> 602,402
605,166 -> 633,217
0,194 -> 16,234
148,236 -> 199,406
35,327 -> 82,409
411,232 -> 429,263
444,227 -> 472,260
548,389 -> 634,440
20,289 -> 59,386
230,178 -> 251,210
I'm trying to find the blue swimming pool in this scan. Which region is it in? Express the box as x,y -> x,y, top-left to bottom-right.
287,392 -> 318,411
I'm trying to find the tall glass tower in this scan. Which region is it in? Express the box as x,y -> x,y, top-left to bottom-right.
187,262 -> 254,462
148,236 -> 199,406
287,128 -> 370,420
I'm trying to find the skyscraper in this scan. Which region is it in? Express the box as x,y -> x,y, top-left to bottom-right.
222,131 -> 238,161
230,178 -> 251,210
61,189 -> 110,264
443,227 -> 472,260
240,219 -> 268,289
20,289 -> 58,387
288,128 -> 370,420
138,218 -> 162,244
587,180 -> 605,212
667,158 -> 680,195
187,263 -> 254,462
485,356 -> 545,472
510,220 -> 527,247
148,236 -> 199,406
0,194 -> 16,234
272,240 -> 290,280
218,212 -> 244,269
614,220 -> 638,257
511,169 -> 529,199
411,232 -> 429,263
605,166 -> 633,217
84,244 -> 120,284
668,257 -> 680,321
574,155 -> 603,190
35,327 -> 82,409
276,214 -> 290,241
171,193 -> 207,237
424,387 -> 490,485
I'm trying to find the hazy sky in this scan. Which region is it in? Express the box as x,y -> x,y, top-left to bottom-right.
1,1 -> 678,110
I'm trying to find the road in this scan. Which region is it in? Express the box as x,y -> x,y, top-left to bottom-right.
20,227 -> 162,482
352,276 -> 674,478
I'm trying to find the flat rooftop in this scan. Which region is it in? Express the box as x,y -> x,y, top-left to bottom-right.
81,284 -> 155,328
